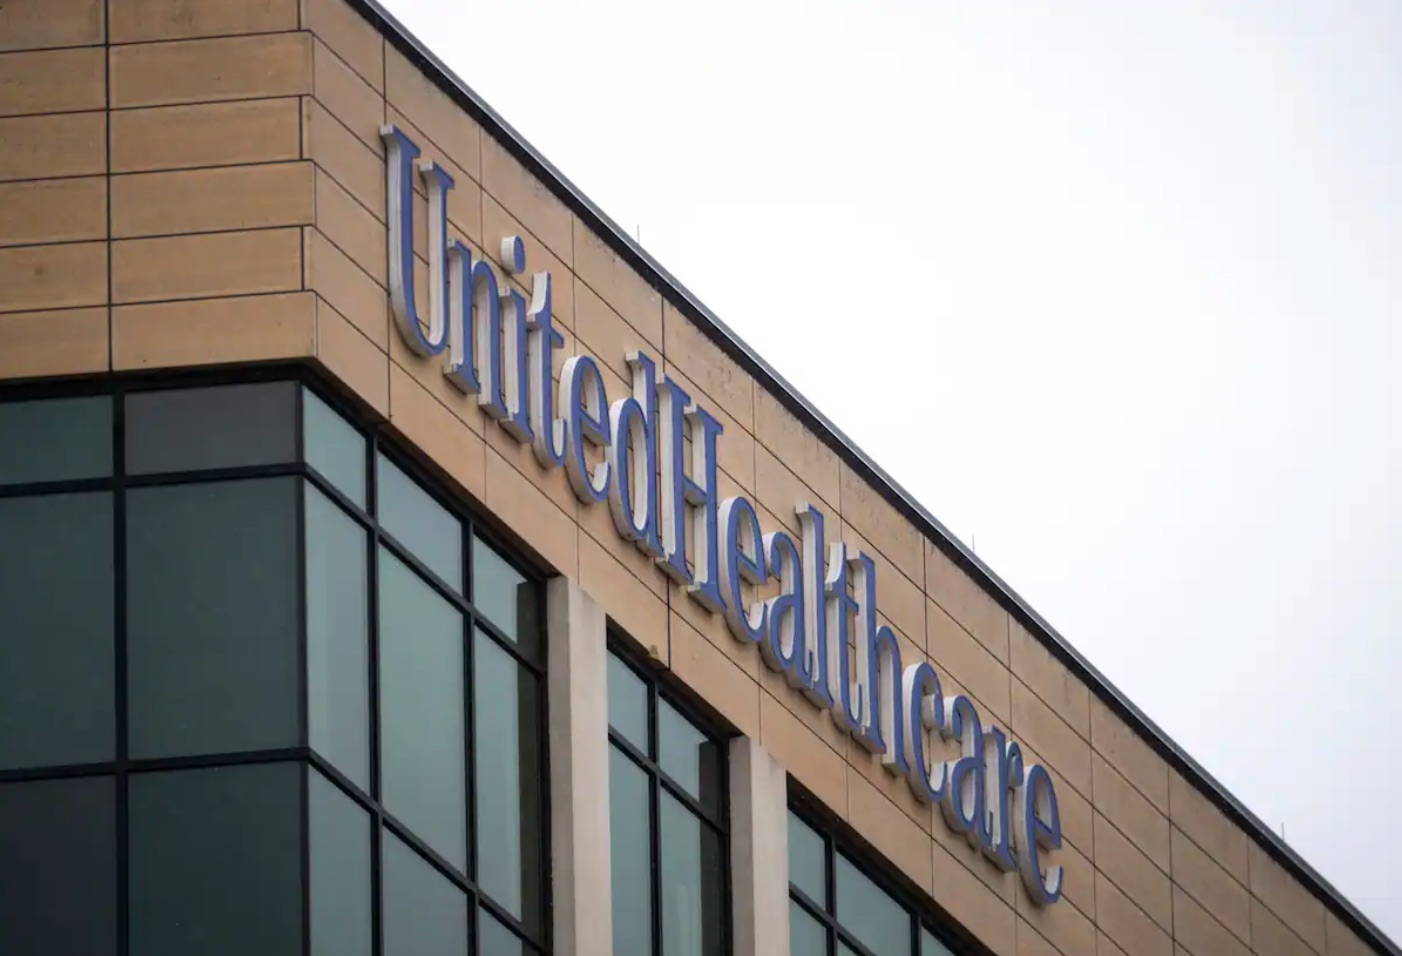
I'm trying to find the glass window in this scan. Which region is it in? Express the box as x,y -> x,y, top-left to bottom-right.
479,908 -> 527,956
835,853 -> 908,956
376,452 -> 462,592
0,492 -> 114,770
128,763 -> 301,956
473,535 -> 537,652
921,928 -> 954,956
382,831 -> 469,956
474,629 -> 543,929
787,811 -> 826,907
310,769 -> 372,956
303,386 -> 366,507
306,485 -> 370,789
125,382 -> 297,475
126,478 -> 300,759
378,547 -> 467,871
0,395 -> 111,485
608,644 -> 728,956
0,776 -> 116,956
790,900 -> 827,956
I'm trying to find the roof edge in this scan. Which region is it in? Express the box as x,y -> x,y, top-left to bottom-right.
349,2 -> 1396,951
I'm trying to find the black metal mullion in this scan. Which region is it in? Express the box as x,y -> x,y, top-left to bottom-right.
462,522 -> 478,949
114,388 -> 129,956
367,432 -> 385,956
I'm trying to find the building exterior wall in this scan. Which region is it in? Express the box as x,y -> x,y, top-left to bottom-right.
0,3 -> 1387,956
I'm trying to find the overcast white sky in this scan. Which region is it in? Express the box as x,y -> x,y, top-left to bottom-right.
381,0 -> 1402,939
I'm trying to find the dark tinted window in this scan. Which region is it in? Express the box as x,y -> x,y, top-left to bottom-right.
382,832 -> 468,956
376,453 -> 463,592
125,383 -> 297,475
472,536 -> 537,652
787,811 -> 826,907
659,699 -> 723,814
607,653 -> 648,752
0,776 -> 117,956
609,746 -> 653,956
306,485 -> 370,789
0,492 -> 114,769
660,792 -> 725,956
0,395 -> 111,485
310,769 -> 372,956
835,853 -> 907,956
128,763 -> 301,956
126,478 -> 299,759
479,909 -> 527,956
303,387 -> 366,507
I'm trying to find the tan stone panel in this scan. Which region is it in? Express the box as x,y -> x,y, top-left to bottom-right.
839,463 -> 923,577
576,493 -> 670,605
1009,620 -> 1090,741
1167,770 -> 1249,885
481,195 -> 573,328
756,657 -> 851,769
931,841 -> 1018,956
111,98 -> 301,173
573,218 -> 662,350
1018,740 -> 1094,860
1246,843 -> 1327,954
664,362 -> 755,494
1097,931 -> 1129,956
486,447 -> 577,577
578,531 -> 663,651
1169,825 -> 1249,945
837,521 -> 923,645
387,363 -> 487,505
0,177 -> 105,247
303,0 -> 383,90
1056,835 -> 1096,921
316,168 -> 386,287
1092,753 -> 1170,872
663,302 -> 752,432
482,413 -> 580,524
384,106 -> 481,254
480,135 -> 571,267
111,291 -> 315,369
849,771 -> 933,896
1324,913 -> 1375,956
753,382 -> 841,512
111,33 -> 312,108
0,306 -> 107,379
755,444 -> 834,539
1093,814 -> 1171,931
318,298 -> 388,418
306,98 -> 385,221
929,599 -> 1010,724
1016,869 -> 1096,956
760,689 -> 847,817
0,48 -> 105,116
0,242 -> 106,313
926,541 -> 1010,663
112,228 -> 303,304
1088,697 -> 1169,814
667,572 -> 761,683
1096,872 -> 1172,956
1253,893 -> 1320,956
573,279 -> 654,385
306,226 -> 387,349
109,0 -> 297,43
1015,921 -> 1062,956
0,112 -> 105,182
112,162 -> 314,238
1011,679 -> 1091,799
0,0 -> 104,52
385,44 -> 481,181
670,611 -> 760,739
314,36 -> 383,154
1173,886 -> 1250,956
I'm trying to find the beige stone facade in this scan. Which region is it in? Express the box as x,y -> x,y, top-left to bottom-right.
0,2 -> 1392,956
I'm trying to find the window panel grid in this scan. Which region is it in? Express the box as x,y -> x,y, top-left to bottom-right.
0,371 -> 551,956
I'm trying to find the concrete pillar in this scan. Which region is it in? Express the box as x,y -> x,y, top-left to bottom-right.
730,736 -> 791,956
546,577 -> 611,956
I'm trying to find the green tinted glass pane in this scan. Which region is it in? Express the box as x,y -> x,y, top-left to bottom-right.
303,387 -> 366,507
789,899 -> 827,956
0,492 -> 113,770
609,746 -> 652,956
306,486 -> 370,789
310,770 -> 371,956
376,453 -> 462,592
127,479 -> 299,759
787,811 -> 826,906
921,928 -> 954,956
0,396 -> 111,485
0,776 -> 116,956
474,631 -> 542,928
129,763 -> 301,956
478,909 -> 526,956
607,652 -> 648,751
126,383 -> 297,475
658,700 -> 722,814
471,536 -> 536,652
835,853 -> 908,956
382,833 -> 468,956
379,548 -> 466,870
659,793 -> 725,956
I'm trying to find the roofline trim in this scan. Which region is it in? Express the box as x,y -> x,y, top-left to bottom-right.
348,2 -> 1396,951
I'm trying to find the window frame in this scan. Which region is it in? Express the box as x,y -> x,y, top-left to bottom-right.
0,365 -> 553,956
787,789 -> 984,956
606,632 -> 734,956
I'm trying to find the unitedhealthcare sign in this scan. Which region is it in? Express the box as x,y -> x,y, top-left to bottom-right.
382,125 -> 1066,906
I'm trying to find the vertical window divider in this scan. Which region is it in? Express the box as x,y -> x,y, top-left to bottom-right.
462,527 -> 479,949
114,388 -> 130,956
366,433 -> 386,956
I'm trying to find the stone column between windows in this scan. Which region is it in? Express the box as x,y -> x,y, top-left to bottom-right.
730,737 -> 791,956
546,577 -> 612,956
